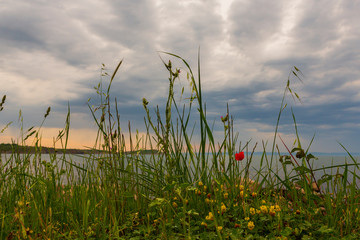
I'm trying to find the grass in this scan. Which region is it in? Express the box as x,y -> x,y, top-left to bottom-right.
0,52 -> 360,239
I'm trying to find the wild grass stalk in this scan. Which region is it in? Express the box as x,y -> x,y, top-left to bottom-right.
0,53 -> 359,239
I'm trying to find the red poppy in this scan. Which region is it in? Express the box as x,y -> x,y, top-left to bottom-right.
235,152 -> 245,161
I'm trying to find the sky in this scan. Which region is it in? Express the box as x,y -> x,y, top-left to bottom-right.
0,0 -> 359,153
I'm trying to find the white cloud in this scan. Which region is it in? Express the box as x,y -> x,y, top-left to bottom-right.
0,0 -> 359,152
1,50 -> 93,106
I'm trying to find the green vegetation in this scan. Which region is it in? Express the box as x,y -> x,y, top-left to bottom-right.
0,53 -> 359,239
0,143 -> 157,155
0,143 -> 89,154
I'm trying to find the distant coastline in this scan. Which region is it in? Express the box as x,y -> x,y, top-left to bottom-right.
0,143 -> 158,155
1,143 -> 357,157
0,143 -> 93,154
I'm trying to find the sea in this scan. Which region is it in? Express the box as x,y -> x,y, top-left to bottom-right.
1,152 -> 359,187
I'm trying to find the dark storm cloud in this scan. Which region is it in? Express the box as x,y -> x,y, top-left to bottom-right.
0,0 -> 359,152
91,0 -> 158,49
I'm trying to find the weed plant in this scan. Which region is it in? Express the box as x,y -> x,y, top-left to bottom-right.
0,53 -> 359,239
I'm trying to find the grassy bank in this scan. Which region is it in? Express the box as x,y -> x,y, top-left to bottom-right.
0,53 -> 359,239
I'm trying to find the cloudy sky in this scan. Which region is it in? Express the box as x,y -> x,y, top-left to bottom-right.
0,0 -> 359,153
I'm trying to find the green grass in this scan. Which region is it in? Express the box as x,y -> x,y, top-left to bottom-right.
0,52 -> 360,239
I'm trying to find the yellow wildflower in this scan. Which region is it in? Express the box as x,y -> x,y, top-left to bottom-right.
205,198 -> 211,204
221,203 -> 227,214
240,191 -> 244,198
18,201 -> 24,207
250,207 -> 256,215
201,222 -> 207,227
172,202 -> 178,208
248,221 -> 255,230
252,192 -> 257,197
239,185 -> 244,191
269,206 -> 276,216
224,192 -> 229,199
275,204 -> 281,212
25,227 -> 33,235
244,217 -> 250,221
260,205 -> 268,214
203,185 -> 207,191
261,200 -> 266,204
198,181 -> 203,187
205,212 -> 214,221
217,226 -> 223,231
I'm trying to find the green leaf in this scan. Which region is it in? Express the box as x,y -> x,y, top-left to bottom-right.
149,198 -> 167,208
280,227 -> 293,236
317,225 -> 334,234
283,160 -> 293,165
187,209 -> 199,216
291,147 -> 303,153
162,182 -> 176,191
294,166 -> 311,173
306,153 -> 317,161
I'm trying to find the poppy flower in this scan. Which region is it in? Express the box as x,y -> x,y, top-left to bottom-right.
235,152 -> 245,161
